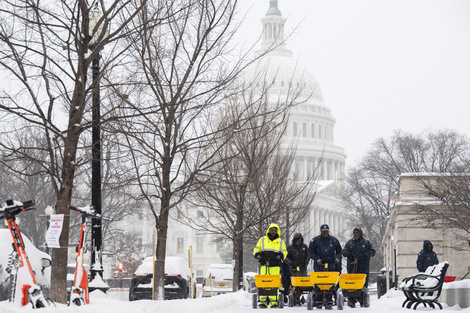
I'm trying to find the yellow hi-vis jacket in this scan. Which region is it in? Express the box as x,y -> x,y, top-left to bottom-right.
253,223 -> 287,260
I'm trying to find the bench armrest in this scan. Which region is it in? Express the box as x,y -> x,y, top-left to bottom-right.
409,274 -> 440,289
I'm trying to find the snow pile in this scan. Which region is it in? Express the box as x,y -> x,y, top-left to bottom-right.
88,271 -> 109,288
134,256 -> 190,278
443,280 -> 470,289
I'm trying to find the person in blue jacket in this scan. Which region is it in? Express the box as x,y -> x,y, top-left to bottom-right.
342,227 -> 375,308
416,240 -> 439,273
308,224 -> 342,310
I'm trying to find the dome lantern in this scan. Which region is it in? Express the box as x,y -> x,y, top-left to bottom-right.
266,0 -> 282,16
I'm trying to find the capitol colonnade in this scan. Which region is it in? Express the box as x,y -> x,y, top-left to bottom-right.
294,156 -> 345,182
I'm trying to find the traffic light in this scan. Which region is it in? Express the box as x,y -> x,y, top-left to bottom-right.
118,263 -> 124,272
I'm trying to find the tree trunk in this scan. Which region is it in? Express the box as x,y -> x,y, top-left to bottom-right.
48,100 -> 82,303
49,175 -> 75,303
154,202 -> 170,300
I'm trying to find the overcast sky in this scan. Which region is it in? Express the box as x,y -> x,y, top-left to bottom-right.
238,0 -> 470,166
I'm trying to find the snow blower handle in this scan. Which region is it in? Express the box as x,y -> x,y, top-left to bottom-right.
349,253 -> 367,273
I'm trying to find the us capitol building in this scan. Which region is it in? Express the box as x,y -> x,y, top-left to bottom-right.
242,0 -> 347,242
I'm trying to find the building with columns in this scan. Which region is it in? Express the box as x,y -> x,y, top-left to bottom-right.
242,0 -> 348,242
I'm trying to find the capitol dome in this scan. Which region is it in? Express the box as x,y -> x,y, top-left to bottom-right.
242,0 -> 346,182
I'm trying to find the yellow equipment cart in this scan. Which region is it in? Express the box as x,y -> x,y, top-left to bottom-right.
308,271 -> 340,310
337,273 -> 369,309
252,274 -> 284,309
288,276 -> 314,307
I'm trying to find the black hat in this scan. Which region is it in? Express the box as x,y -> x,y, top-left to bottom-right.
320,224 -> 329,232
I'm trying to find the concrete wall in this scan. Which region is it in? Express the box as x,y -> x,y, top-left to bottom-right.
441,280 -> 470,308
441,288 -> 470,308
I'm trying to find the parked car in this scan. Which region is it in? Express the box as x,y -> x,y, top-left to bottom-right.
202,264 -> 233,297
0,229 -> 51,301
129,256 -> 195,301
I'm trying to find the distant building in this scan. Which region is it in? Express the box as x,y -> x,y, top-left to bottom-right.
382,173 -> 470,283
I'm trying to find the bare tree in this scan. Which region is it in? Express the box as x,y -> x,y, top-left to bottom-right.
177,69 -> 318,291
67,131 -> 149,275
0,0 -> 149,303
342,129 -> 470,271
0,129 -> 56,247
106,0 -> 295,300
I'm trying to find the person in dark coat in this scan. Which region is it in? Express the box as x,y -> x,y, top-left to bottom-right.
285,233 -> 309,305
308,224 -> 342,310
285,233 -> 310,277
416,240 -> 439,272
342,227 -> 376,308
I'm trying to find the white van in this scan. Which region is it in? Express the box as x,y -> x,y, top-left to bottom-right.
202,264 -> 233,297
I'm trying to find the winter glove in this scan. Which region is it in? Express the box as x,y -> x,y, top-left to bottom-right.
345,251 -> 353,258
254,252 -> 261,260
278,252 -> 284,260
335,258 -> 340,264
364,250 -> 372,257
316,259 -> 323,266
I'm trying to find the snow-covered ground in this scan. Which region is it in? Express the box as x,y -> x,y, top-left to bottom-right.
1,287 -> 470,313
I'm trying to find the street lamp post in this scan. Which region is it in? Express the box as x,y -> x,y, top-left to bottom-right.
285,203 -> 290,244
90,45 -> 102,284
237,183 -> 246,291
88,6 -> 107,288
235,169 -> 247,291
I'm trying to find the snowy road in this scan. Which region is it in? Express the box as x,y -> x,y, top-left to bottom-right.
1,288 -> 470,313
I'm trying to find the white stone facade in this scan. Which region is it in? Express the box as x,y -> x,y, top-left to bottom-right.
383,173 -> 470,284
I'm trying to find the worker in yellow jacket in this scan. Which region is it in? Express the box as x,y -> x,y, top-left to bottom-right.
253,223 -> 287,308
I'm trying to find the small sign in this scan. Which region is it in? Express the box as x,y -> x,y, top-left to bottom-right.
46,214 -> 64,248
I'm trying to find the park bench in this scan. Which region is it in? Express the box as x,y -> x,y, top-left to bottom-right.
400,261 -> 449,310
